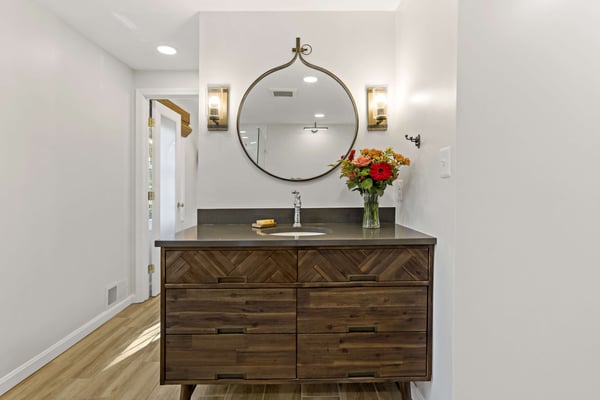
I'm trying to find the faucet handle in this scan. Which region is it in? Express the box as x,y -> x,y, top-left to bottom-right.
292,190 -> 301,205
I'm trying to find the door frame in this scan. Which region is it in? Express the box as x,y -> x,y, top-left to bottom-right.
150,101 -> 182,297
134,88 -> 198,303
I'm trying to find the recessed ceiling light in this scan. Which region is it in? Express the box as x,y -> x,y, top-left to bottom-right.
314,113 -> 325,118
157,45 -> 177,55
303,76 -> 318,83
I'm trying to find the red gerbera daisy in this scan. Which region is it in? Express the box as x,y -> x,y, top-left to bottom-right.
370,162 -> 392,181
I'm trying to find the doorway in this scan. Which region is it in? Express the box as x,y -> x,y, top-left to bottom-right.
134,89 -> 199,303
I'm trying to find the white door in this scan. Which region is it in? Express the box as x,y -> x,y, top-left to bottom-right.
149,101 -> 184,296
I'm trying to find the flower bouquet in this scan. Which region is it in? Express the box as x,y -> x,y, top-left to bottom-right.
334,147 -> 410,228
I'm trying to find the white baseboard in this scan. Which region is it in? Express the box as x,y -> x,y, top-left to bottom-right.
411,382 -> 426,400
0,295 -> 134,396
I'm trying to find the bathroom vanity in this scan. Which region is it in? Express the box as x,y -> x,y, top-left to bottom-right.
156,209 -> 436,400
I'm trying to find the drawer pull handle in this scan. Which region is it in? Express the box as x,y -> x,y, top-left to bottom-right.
216,373 -> 245,380
216,327 -> 246,334
347,274 -> 378,282
348,326 -> 377,333
217,276 -> 247,284
348,371 -> 376,378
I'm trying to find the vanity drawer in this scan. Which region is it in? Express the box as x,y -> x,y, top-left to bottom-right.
165,288 -> 296,334
298,247 -> 429,282
297,333 -> 427,379
165,249 -> 297,283
164,334 -> 296,381
297,287 -> 427,333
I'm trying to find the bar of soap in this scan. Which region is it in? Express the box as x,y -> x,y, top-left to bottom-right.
252,222 -> 277,228
256,219 -> 276,225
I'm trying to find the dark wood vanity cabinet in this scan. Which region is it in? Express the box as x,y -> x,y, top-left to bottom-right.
160,245 -> 433,400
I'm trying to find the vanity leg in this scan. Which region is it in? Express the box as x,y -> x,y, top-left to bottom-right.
398,381 -> 412,400
179,384 -> 196,400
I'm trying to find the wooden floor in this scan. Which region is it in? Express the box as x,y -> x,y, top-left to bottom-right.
2,296 -> 404,400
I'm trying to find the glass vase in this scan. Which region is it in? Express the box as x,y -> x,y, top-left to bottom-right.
362,192 -> 380,229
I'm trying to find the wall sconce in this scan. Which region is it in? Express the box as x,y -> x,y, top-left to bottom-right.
207,86 -> 229,131
367,86 -> 388,131
303,121 -> 328,133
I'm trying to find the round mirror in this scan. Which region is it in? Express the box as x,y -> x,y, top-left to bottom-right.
237,39 -> 358,181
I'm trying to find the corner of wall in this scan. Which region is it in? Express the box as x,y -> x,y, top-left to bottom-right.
412,383 -> 427,400
0,295 -> 134,396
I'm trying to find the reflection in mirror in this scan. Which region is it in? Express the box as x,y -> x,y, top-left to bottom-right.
238,38 -> 358,181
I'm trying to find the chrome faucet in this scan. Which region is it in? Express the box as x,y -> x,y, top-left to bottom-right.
292,190 -> 302,227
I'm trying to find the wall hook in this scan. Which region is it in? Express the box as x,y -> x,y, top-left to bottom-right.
405,134 -> 421,149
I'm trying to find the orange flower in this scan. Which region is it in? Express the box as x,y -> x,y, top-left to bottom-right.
352,155 -> 371,167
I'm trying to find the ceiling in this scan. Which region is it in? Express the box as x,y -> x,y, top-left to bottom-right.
35,0 -> 402,71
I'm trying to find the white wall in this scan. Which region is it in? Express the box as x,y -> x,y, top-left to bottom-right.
134,70 -> 198,90
197,12 -> 408,209
395,1 -> 457,399
0,0 -> 133,391
456,1 -> 600,399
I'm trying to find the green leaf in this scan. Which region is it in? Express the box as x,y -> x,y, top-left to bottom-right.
360,178 -> 373,191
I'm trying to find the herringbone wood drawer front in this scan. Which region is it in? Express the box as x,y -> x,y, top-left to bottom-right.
297,287 -> 427,333
165,249 -> 297,283
165,288 -> 296,334
298,247 -> 429,282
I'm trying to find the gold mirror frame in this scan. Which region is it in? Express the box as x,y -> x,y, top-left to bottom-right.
237,37 -> 358,182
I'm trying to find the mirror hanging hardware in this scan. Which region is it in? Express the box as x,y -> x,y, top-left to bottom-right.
405,134 -> 421,149
292,38 -> 312,55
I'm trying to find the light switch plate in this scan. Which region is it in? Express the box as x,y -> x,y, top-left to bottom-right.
439,146 -> 451,178
395,179 -> 404,202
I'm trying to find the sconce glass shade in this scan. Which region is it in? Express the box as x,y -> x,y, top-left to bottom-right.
367,86 -> 388,131
207,87 -> 229,131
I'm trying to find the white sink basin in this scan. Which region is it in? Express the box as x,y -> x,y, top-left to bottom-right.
261,226 -> 329,237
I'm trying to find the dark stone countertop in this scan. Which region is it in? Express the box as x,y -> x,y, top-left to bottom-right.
155,222 -> 436,248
